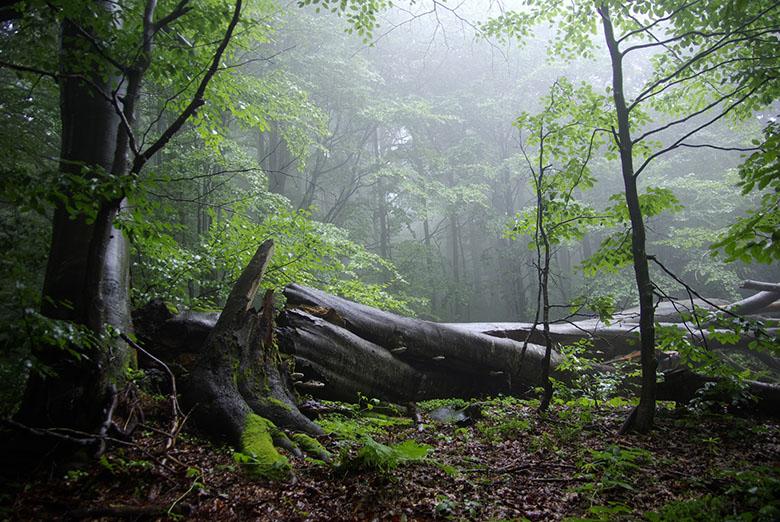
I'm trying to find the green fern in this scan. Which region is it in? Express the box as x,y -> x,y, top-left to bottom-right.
341,436 -> 431,473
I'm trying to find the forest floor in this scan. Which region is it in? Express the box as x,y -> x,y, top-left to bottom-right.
3,392 -> 779,521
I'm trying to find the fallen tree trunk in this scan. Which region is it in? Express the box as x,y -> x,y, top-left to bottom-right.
728,291 -> 780,316
740,280 -> 780,294
135,282 -> 780,419
278,309 -> 521,402
282,283 -> 556,391
444,321 -> 779,370
281,285 -> 779,410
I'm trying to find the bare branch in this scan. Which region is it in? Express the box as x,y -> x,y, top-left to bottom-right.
678,143 -> 760,152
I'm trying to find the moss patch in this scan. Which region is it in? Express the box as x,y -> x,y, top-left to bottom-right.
266,396 -> 292,412
318,413 -> 411,440
235,414 -> 291,480
291,433 -> 331,460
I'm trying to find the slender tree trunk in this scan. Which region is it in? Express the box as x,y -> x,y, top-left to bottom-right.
266,123 -> 289,195
600,4 -> 656,433
423,215 -> 440,315
538,223 -> 554,410
378,180 -> 390,260
450,213 -> 461,318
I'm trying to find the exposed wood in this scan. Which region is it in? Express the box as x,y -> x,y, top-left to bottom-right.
728,291 -> 780,316
740,280 -> 780,294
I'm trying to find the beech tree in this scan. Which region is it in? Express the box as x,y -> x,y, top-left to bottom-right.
485,0 -> 780,431
2,0 -> 244,440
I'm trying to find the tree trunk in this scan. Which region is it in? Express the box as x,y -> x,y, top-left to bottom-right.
15,11 -> 132,434
601,4 -> 656,433
740,280 -> 780,294
135,283 -> 780,415
283,284 -> 554,389
278,309 -> 518,401
280,287 -> 780,413
182,241 -> 323,478
728,290 -> 780,316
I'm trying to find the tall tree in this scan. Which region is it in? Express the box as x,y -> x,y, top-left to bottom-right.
3,0 -> 243,440
485,0 -> 780,431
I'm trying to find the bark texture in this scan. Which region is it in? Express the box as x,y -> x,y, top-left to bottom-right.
15,10 -> 132,434
282,284 -> 555,391
183,241 -> 320,458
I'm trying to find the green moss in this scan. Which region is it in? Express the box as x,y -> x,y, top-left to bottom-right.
291,433 -> 331,460
164,301 -> 180,315
418,398 -> 469,412
318,413 -> 411,440
267,396 -> 292,412
235,414 -> 291,480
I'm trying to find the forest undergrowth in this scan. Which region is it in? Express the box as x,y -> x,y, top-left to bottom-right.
4,389 -> 778,521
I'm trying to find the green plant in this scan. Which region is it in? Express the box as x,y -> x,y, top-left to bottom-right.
418,398 -> 469,412
689,376 -> 757,414
97,454 -> 154,476
564,503 -> 632,522
167,467 -> 207,519
578,445 -> 653,498
64,469 -> 89,483
476,417 -> 532,443
434,495 -> 458,517
339,436 -> 430,473
529,431 -> 559,453
554,340 -> 628,405
647,466 -> 780,522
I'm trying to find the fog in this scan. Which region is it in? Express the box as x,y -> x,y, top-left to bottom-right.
220,0 -> 773,322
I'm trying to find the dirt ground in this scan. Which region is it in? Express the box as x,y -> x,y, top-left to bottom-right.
3,395 -> 779,521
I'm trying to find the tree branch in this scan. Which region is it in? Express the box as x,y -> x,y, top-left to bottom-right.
131,0 -> 243,175
634,79 -> 767,178
633,81 -> 751,144
154,0 -> 191,32
616,0 -> 703,45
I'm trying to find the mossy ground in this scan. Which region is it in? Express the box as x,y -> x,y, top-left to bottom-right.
3,393 -> 779,521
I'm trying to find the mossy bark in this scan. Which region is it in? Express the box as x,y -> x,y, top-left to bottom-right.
182,241 -> 322,478
237,414 -> 291,480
